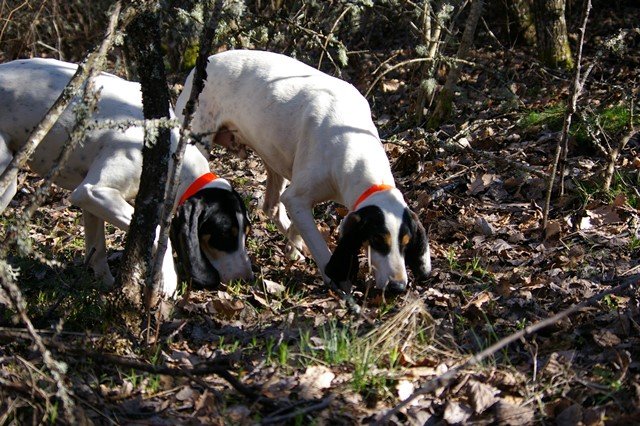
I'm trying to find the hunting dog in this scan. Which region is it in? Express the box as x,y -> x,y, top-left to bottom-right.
0,58 -> 253,296
176,50 -> 431,292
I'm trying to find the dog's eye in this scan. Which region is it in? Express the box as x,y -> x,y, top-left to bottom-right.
369,234 -> 389,250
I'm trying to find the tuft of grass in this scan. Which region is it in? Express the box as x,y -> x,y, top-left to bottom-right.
519,104 -> 566,131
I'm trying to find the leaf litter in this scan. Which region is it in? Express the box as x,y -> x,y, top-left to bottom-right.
1,11 -> 640,426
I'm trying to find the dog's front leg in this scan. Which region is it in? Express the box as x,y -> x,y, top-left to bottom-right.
281,190 -> 332,283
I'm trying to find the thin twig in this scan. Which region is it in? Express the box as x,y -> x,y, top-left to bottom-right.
317,5 -> 351,70
542,0 -> 592,231
261,395 -> 333,424
375,272 -> 639,424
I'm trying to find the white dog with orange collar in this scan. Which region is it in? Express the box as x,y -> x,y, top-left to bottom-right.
177,50 -> 431,292
0,58 -> 253,296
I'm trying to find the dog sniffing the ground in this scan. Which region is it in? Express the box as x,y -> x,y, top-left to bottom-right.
176,50 -> 431,292
0,58 -> 253,296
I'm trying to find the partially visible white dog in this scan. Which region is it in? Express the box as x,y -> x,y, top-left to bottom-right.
176,50 -> 431,292
0,58 -> 253,296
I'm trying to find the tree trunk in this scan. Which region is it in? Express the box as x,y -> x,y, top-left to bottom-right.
509,0 -> 537,47
114,11 -> 173,324
532,0 -> 573,70
428,0 -> 484,128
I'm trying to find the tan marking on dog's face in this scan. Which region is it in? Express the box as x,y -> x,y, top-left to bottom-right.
200,234 -> 224,260
401,233 -> 411,248
368,232 -> 392,253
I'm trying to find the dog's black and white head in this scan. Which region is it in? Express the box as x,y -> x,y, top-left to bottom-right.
170,183 -> 253,289
325,190 -> 431,292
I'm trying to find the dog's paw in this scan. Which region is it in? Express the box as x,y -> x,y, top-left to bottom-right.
285,242 -> 305,262
158,265 -> 179,298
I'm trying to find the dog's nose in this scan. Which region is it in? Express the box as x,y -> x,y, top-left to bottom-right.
386,279 -> 407,293
243,269 -> 255,282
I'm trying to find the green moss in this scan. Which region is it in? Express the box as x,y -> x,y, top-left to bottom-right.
519,104 -> 635,145
181,42 -> 200,71
519,103 -> 566,131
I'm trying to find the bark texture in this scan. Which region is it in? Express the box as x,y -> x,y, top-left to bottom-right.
532,0 -> 573,70
115,11 -> 173,318
428,0 -> 484,128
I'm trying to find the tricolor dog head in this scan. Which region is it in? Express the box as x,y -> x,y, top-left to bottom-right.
325,188 -> 431,292
170,176 -> 253,288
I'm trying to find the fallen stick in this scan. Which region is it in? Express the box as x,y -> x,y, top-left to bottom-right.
261,395 -> 333,424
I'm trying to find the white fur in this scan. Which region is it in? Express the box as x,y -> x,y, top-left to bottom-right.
0,58 -> 251,296
176,50 -> 428,289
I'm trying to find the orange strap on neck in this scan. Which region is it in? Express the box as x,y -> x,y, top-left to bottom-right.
352,184 -> 394,211
178,172 -> 219,206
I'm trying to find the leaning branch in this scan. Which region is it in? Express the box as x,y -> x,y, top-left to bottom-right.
0,4 -> 124,422
376,272 -> 639,424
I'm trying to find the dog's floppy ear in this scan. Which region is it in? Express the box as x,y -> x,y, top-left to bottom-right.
405,210 -> 431,281
325,212 -> 366,286
170,197 -> 221,288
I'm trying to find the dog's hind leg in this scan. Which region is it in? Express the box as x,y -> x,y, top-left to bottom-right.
0,132 -> 17,213
263,166 -> 306,261
262,165 -> 290,233
82,210 -> 114,286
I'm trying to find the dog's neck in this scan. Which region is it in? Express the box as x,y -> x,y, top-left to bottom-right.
332,137 -> 398,211
173,144 -> 217,207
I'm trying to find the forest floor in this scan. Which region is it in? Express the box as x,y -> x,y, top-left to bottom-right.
1,7 -> 640,426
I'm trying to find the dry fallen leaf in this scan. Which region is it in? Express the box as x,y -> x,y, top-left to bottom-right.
262,278 -> 285,296
467,380 -> 500,414
545,220 -> 562,240
493,399 -> 535,425
208,291 -> 244,319
443,401 -> 473,424
175,385 -> 196,402
592,329 -> 622,348
468,173 -> 497,195
298,365 -> 335,399
396,380 -> 414,401
587,205 -> 621,226
556,404 -> 583,426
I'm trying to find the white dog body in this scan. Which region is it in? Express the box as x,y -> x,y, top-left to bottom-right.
177,50 -> 431,291
0,58 -> 252,295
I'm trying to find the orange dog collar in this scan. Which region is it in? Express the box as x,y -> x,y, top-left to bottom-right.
352,184 -> 394,211
178,172 -> 219,206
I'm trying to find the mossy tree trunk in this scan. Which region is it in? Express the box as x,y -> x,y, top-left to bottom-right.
427,0 -> 484,128
509,0 -> 537,47
532,0 -> 573,70
114,11 -> 173,324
